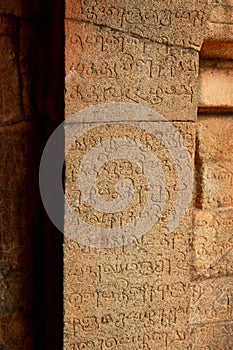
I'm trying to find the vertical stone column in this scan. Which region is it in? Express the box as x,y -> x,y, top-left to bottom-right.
64,1 -> 212,349
190,5 -> 233,346
191,115 -> 233,349
0,10 -> 37,350
0,3 -> 42,349
0,124 -> 37,350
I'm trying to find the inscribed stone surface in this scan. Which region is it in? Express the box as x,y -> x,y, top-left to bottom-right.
63,1 -> 233,349
191,115 -> 233,349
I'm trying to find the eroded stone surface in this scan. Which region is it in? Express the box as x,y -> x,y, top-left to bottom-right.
194,116 -> 233,254
206,0 -> 233,42
195,116 -> 233,209
191,114 -> 233,349
189,276 -> 233,349
192,208 -> 233,278
19,21 -> 33,119
0,17 -> 22,124
65,21 -> 199,121
66,0 -> 211,50
199,60 -> 233,108
0,122 -> 38,350
64,111 -> 196,349
0,0 -> 42,18
64,1 -> 232,349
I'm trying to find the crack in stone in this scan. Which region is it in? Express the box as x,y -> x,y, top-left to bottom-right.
65,17 -> 202,52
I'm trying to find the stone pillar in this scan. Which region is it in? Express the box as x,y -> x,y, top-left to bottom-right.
190,2 -> 233,347
0,1 -> 63,349
64,1 -> 214,349
0,8 -> 38,349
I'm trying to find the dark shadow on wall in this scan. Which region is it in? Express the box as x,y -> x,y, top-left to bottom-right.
0,0 -> 64,349
30,1 -> 65,349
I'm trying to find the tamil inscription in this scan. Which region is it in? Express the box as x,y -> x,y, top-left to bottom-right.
63,0 -> 233,349
65,21 -> 199,120
66,0 -> 210,50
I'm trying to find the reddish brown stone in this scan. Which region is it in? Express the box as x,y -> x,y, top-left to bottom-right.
0,122 -> 38,350
19,21 -> 33,119
0,0 -> 42,18
201,41 -> 233,59
0,17 -> 22,124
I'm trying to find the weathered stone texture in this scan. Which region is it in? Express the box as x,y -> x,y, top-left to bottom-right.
205,0 -> 233,42
195,116 -> 233,209
19,21 -> 33,120
0,17 -> 22,124
63,1 -> 217,349
194,116 -> 233,270
189,276 -> 233,349
64,108 -> 196,348
66,0 -> 210,50
65,0 -> 213,122
65,20 -> 199,121
191,114 -> 233,349
199,60 -> 233,108
0,0 -> 42,18
193,208 -> 233,277
201,0 -> 233,58
0,122 -> 38,350
201,40 -> 233,59
0,16 -> 34,124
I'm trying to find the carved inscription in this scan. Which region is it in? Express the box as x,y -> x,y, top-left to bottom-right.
193,209 -> 233,279
65,123 -> 182,242
64,1 -> 216,348
193,116 -> 233,278
190,277 -> 233,349
65,22 -> 199,120
64,122 -> 195,349
191,115 -> 233,348
66,0 -> 209,50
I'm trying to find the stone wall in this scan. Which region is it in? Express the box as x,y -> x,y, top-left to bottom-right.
63,1 -> 233,349
0,0 -> 232,349
0,1 -> 64,349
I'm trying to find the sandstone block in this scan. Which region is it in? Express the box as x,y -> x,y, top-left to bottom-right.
191,113 -> 233,348
199,61 -> 233,108
0,0 -> 42,18
196,116 -> 233,209
66,0 -> 211,50
0,17 -> 22,124
190,276 -> 233,349
64,119 -> 196,349
65,20 -> 199,121
206,0 -> 233,42
193,208 -> 233,278
0,122 -> 38,349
